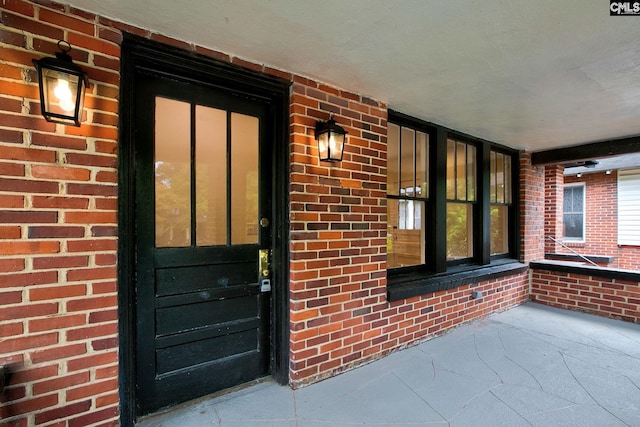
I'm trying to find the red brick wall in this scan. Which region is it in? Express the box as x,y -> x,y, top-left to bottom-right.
288,80 -> 390,384
520,154 -> 545,263
564,171 -> 617,252
544,165 -> 564,253
617,246 -> 640,270
555,171 -> 640,269
287,81 -> 530,386
0,1 -> 120,425
1,0 -> 533,423
531,267 -> 640,323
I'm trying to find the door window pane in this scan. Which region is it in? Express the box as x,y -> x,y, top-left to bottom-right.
155,97 -> 191,248
387,199 -> 425,268
446,202 -> 473,260
195,106 -> 227,246
231,113 -> 259,244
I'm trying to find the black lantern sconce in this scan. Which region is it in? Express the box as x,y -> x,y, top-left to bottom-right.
315,117 -> 347,162
32,40 -> 88,126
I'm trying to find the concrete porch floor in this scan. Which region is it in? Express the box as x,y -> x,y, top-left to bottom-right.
137,302 -> 640,426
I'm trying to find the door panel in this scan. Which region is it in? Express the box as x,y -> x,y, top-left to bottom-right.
134,73 -> 272,415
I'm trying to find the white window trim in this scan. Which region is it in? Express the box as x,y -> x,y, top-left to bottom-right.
563,182 -> 585,243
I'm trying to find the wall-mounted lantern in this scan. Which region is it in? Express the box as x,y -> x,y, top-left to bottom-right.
32,40 -> 88,126
315,117 -> 347,162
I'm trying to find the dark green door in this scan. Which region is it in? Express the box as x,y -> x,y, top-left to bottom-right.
134,72 -> 272,415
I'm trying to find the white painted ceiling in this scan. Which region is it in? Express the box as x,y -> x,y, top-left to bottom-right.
68,0 -> 640,152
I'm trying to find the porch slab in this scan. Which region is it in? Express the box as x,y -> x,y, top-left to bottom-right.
137,302 -> 640,426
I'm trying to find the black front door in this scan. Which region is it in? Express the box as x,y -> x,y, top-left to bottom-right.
133,71 -> 273,415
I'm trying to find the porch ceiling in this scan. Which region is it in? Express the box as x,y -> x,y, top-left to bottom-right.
68,0 -> 640,152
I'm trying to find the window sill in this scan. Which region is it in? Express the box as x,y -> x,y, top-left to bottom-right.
530,260 -> 640,282
387,259 -> 528,302
545,253 -> 615,264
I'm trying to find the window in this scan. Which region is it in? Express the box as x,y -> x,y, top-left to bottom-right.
386,112 -> 520,298
490,150 -> 512,255
563,184 -> 585,241
387,123 -> 428,268
446,139 -> 476,261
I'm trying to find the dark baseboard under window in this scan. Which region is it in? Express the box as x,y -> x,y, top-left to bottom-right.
387,259 -> 528,301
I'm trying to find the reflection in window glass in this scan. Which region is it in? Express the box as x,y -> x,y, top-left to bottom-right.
496,152 -> 504,203
490,150 -> 512,255
416,132 -> 428,197
155,97 -> 191,248
386,123 -> 429,269
195,106 -> 227,246
231,113 -> 259,244
456,141 -> 466,199
467,144 -> 476,201
563,185 -> 584,240
387,199 -> 425,268
387,124 -> 400,196
505,156 -> 512,203
447,139 -> 476,202
400,127 -> 415,196
491,206 -> 509,255
490,151 -> 497,203
446,139 -> 455,199
447,139 -> 476,261
446,202 -> 473,260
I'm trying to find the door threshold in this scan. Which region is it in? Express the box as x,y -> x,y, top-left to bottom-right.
136,375 -> 273,424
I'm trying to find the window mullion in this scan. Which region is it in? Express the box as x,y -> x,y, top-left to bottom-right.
479,143 -> 491,265
433,128 -> 448,273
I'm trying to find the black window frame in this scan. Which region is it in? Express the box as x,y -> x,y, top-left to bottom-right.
387,111 -> 524,301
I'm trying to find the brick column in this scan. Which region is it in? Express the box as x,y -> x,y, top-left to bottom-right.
544,164 -> 564,254
520,153 -> 545,263
288,78 -> 387,387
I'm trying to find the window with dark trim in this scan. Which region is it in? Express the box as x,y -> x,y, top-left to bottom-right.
387,123 -> 429,268
446,138 -> 476,262
386,111 -> 522,300
490,149 -> 512,255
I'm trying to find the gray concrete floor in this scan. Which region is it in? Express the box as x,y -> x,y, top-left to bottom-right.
137,302 -> 640,426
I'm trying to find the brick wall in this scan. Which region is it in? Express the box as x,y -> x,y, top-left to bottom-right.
519,154 -> 545,263
544,165 -> 564,253
288,80 -> 390,384
1,1 -> 120,425
617,246 -> 640,270
287,80 -> 531,386
550,170 -> 640,270
1,0 -> 534,423
564,171 -> 618,254
531,267 -> 640,323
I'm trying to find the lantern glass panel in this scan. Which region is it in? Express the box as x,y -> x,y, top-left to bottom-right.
40,67 -> 85,125
318,132 -> 330,160
328,132 -> 344,161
